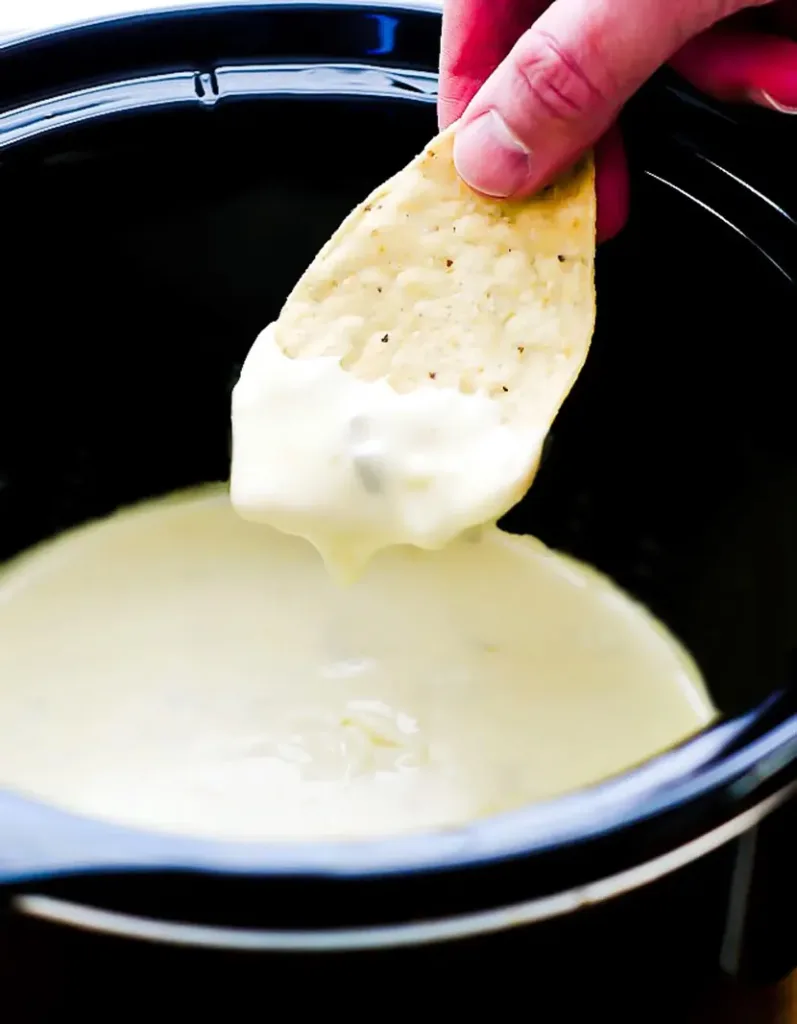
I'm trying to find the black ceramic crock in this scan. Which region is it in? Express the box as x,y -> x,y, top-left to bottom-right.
0,2 -> 796,1019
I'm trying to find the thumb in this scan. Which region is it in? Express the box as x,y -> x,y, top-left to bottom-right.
453,0 -> 768,198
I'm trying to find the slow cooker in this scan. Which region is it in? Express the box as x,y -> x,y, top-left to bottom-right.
0,2 -> 796,1018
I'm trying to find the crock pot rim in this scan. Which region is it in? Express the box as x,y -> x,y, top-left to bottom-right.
1,696 -> 793,885
13,776 -> 796,951
0,0 -> 443,54
0,0 -> 794,886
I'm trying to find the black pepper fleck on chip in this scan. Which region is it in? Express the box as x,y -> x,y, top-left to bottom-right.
445,259 -> 454,268
557,254 -> 566,262
429,372 -> 436,379
381,333 -> 389,343
502,386 -> 509,392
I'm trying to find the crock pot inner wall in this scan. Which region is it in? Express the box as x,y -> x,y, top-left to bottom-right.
0,92 -> 795,719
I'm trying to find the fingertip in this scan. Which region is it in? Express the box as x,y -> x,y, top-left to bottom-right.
453,110 -> 533,198
438,0 -> 540,135
753,90 -> 797,115
437,97 -> 457,132
437,80 -> 479,131
595,125 -> 629,243
671,29 -> 797,112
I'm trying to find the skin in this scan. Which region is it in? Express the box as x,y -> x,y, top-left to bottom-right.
438,0 -> 797,240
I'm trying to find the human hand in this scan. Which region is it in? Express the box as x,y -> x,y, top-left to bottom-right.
439,0 -> 797,240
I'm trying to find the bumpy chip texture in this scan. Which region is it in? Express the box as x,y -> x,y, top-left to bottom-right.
275,125 -> 596,429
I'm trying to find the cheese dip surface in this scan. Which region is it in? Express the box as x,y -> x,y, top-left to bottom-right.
0,488 -> 713,841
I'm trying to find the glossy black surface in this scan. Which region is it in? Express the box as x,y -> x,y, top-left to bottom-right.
0,7 -> 795,979
0,838 -> 745,1021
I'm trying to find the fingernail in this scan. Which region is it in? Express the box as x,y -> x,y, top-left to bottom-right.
454,110 -> 532,198
755,90 -> 797,115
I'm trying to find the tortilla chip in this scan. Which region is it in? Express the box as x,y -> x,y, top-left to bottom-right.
275,125 -> 596,440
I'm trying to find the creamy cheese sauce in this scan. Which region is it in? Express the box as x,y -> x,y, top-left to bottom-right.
231,323 -> 541,582
0,487 -> 714,841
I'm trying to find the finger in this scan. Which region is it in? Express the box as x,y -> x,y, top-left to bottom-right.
452,0 -> 766,199
595,123 -> 629,243
438,0 -> 552,129
670,25 -> 797,112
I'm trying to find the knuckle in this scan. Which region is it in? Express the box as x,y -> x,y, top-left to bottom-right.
511,29 -> 611,123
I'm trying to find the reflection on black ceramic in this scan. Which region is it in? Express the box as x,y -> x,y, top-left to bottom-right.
0,5 -> 796,1009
